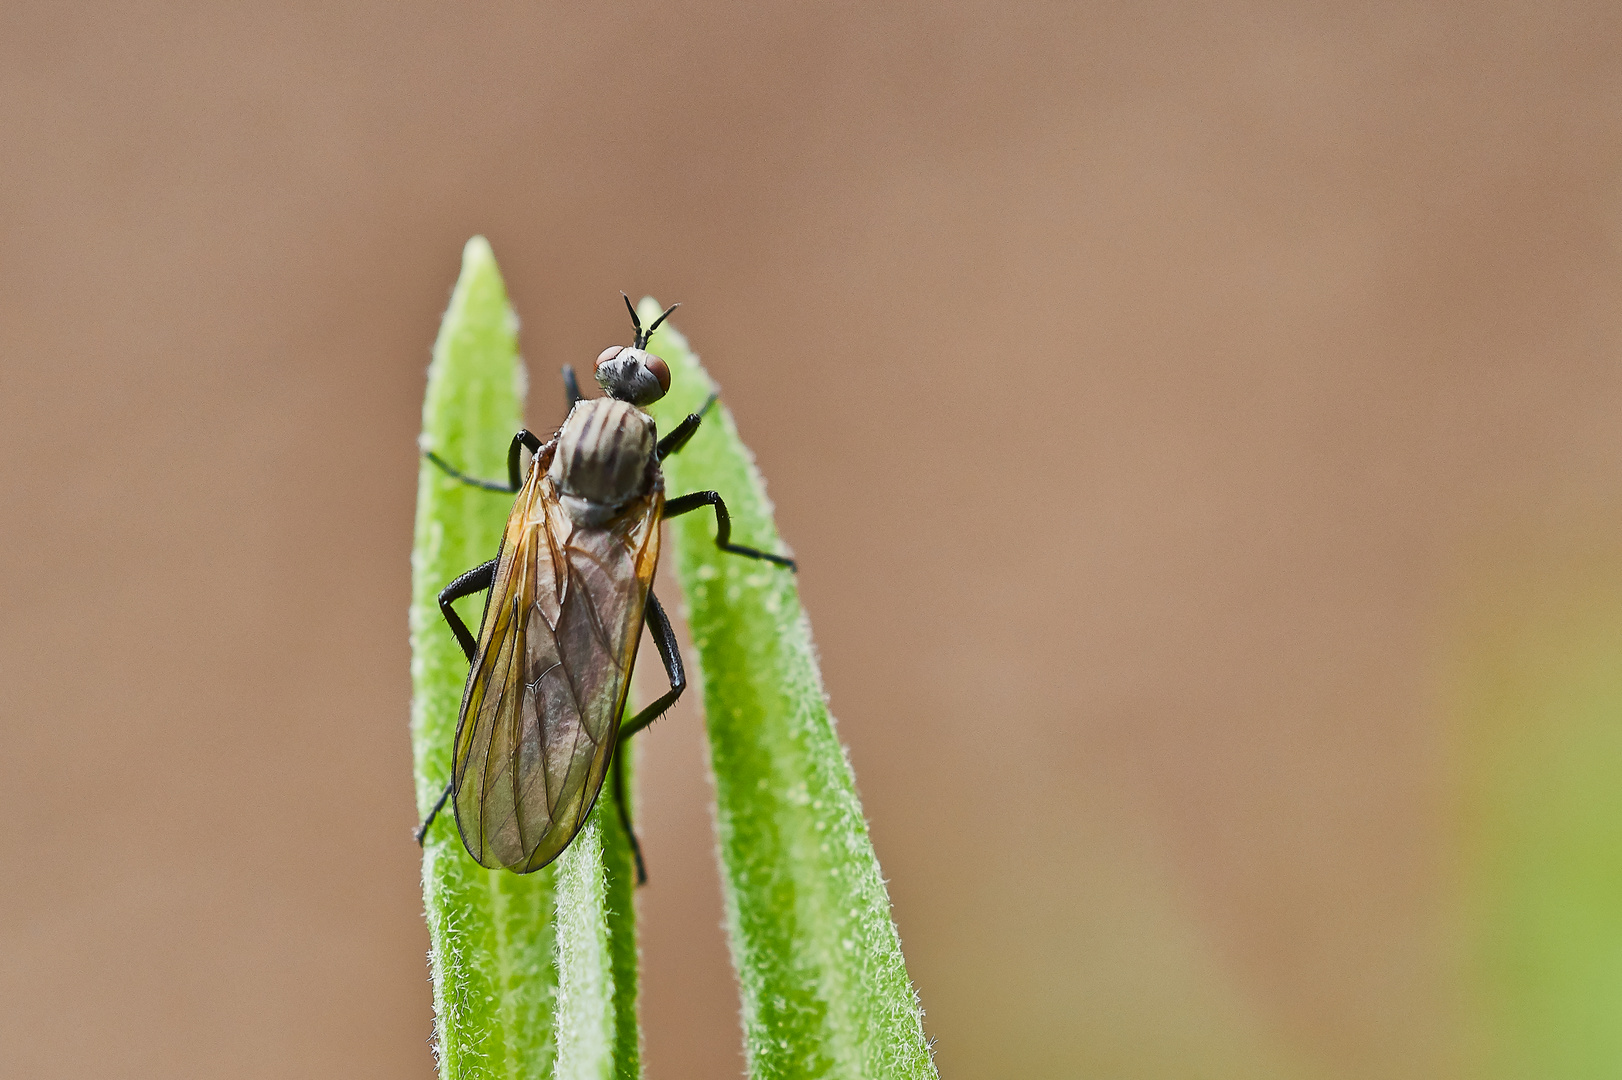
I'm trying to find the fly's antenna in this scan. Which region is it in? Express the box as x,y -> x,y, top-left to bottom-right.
643,302 -> 679,346
621,292 -> 680,349
622,292 -> 641,343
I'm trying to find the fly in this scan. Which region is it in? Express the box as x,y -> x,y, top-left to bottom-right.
415,296 -> 795,882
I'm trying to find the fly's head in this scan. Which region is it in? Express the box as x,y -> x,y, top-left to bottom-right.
594,345 -> 669,406
548,398 -> 658,525
595,295 -> 678,407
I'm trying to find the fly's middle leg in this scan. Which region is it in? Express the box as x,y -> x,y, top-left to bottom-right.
415,557 -> 498,845
438,559 -> 498,663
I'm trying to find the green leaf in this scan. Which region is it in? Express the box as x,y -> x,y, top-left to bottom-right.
553,755 -> 643,1080
411,238 -> 640,1080
643,301 -> 937,1080
1452,556 -> 1622,1079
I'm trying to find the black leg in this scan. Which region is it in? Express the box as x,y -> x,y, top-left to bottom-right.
563,364 -> 583,407
416,779 -> 453,845
655,393 -> 718,460
439,559 -> 497,662
425,429 -> 543,494
505,429 -> 544,492
619,590 -> 687,742
423,450 -> 513,492
611,746 -> 647,885
612,589 -> 686,886
417,557 -> 500,845
663,491 -> 797,569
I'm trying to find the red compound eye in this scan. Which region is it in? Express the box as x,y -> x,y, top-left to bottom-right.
643,354 -> 671,393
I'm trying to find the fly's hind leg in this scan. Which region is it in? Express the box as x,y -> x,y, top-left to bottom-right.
663,490 -> 797,569
611,749 -> 647,886
415,783 -> 454,846
415,558 -> 498,845
612,590 -> 687,885
620,591 -> 687,740
423,429 -> 544,493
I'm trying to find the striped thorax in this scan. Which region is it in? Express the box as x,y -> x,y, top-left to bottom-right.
547,398 -> 658,524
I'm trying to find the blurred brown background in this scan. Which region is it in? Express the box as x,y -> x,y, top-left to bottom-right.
5,2 -> 1622,1078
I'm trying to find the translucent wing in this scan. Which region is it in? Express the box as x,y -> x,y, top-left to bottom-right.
451,444 -> 662,872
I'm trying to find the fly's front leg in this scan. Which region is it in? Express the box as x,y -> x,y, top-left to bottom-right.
612,590 -> 687,885
562,364 -> 584,407
655,393 -> 718,460
416,558 -> 498,845
663,491 -> 797,569
424,429 -> 543,493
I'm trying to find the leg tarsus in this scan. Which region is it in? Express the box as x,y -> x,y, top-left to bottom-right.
563,364 -> 583,407
424,428 -> 541,494
424,450 -> 515,492
662,490 -> 797,570
416,777 -> 454,845
613,747 -> 648,885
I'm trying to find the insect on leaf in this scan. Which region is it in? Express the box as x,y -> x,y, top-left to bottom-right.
411,237 -> 640,1079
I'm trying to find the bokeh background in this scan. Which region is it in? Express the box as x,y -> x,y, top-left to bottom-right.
5,2 -> 1622,1077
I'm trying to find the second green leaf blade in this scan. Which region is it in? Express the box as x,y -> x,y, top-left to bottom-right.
642,302 -> 937,1080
